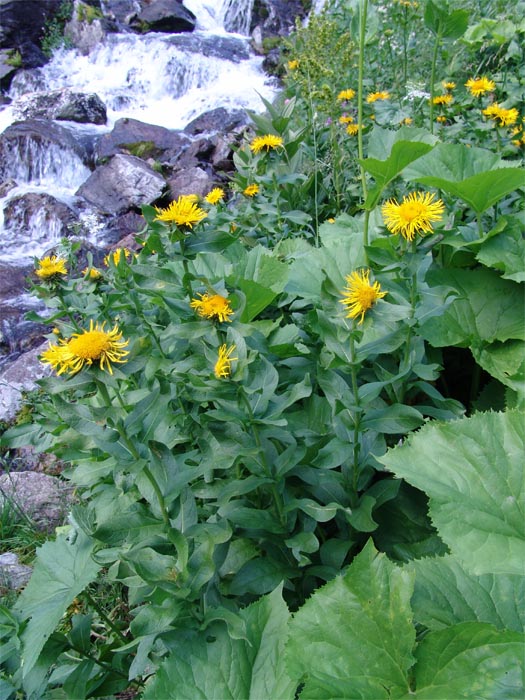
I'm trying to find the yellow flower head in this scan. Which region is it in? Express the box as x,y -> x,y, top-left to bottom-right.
104,248 -> 131,267
205,187 -> 225,205
41,321 -> 129,375
243,183 -> 259,197
190,292 -> 233,322
154,196 -> 207,228
400,117 -> 413,126
82,266 -> 102,280
340,269 -> 387,324
337,89 -> 356,101
339,115 -> 354,124
482,103 -> 519,127
35,256 -> 67,280
381,191 -> 445,242
249,134 -> 284,154
214,344 -> 237,379
436,115 -> 447,124
346,124 -> 360,136
442,81 -> 456,90
287,59 -> 299,70
465,76 -> 495,97
432,94 -> 453,106
367,91 -> 390,103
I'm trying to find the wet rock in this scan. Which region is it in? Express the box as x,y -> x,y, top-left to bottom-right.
130,0 -> 196,34
0,0 -> 63,49
76,153 -> 166,215
164,32 -> 250,62
167,166 -> 213,198
0,341 -> 49,422
184,107 -> 248,136
102,0 -> 142,27
64,0 -> 117,55
0,48 -> 17,90
95,117 -> 189,163
13,88 -> 107,125
0,178 -> 18,197
106,211 -> 147,243
3,192 -> 77,246
0,471 -> 74,533
250,0 -> 309,39
0,552 -> 33,591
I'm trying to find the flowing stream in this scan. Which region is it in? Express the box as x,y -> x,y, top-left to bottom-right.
0,0 -> 276,266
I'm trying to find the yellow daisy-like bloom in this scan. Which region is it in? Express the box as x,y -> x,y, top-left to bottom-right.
41,320 -> 129,375
35,256 -> 67,280
432,94 -> 453,106
287,59 -> 299,70
339,115 -> 354,124
205,187 -> 225,205
346,124 -> 361,136
82,266 -> 102,280
367,91 -> 390,103
340,269 -> 387,325
381,191 -> 445,242
190,293 -> 233,322
337,89 -> 356,101
243,183 -> 259,197
400,117 -> 413,126
154,196 -> 207,228
436,115 -> 448,124
442,81 -> 456,90
465,76 -> 496,97
104,248 -> 130,267
482,103 -> 519,127
214,344 -> 237,379
249,134 -> 284,154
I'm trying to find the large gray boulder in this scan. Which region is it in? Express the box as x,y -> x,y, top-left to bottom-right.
130,0 -> 196,34
0,552 -> 33,590
95,117 -> 189,163
13,88 -> 107,125
76,153 -> 166,214
0,342 -> 49,422
0,0 -> 62,48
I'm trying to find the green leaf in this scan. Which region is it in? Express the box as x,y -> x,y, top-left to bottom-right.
405,622 -> 524,699
419,268 -> 525,347
232,245 -> 289,322
378,411 -> 525,575
142,587 -> 295,700
14,530 -> 101,677
410,554 -> 525,633
475,218 -> 525,283
424,0 -> 469,38
362,404 -> 425,433
472,340 -> 525,399
286,540 -> 415,698
228,558 -> 291,596
403,144 -> 524,214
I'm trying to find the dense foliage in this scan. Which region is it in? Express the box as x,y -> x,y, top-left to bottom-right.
1,0 -> 523,697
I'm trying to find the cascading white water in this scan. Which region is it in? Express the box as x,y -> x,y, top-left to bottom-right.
0,0 -> 277,266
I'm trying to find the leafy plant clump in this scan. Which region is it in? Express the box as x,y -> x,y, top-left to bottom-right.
41,1 -> 74,57
0,0 -> 523,697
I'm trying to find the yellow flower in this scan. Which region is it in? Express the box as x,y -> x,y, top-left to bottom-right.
243,183 -> 259,197
82,266 -> 102,280
205,187 -> 225,205
35,256 -> 67,280
104,248 -> 131,267
190,293 -> 233,322
442,81 -> 456,90
482,103 -> 519,127
340,269 -> 387,325
214,344 -> 237,379
436,115 -> 447,124
381,191 -> 445,242
250,134 -> 284,154
337,89 -> 356,101
287,59 -> 299,70
154,196 -> 207,228
367,91 -> 390,103
41,321 -> 129,375
400,117 -> 413,126
327,218 -> 335,223
465,76 -> 495,97
432,94 -> 453,106
339,115 -> 354,124
346,124 -> 361,136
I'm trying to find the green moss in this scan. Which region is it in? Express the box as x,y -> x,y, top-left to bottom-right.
123,141 -> 158,159
5,49 -> 22,68
77,2 -> 104,24
262,36 -> 282,53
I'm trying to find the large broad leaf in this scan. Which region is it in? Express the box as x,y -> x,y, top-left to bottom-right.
141,586 -> 295,700
472,340 -> 525,400
13,529 -> 101,677
231,245 -> 289,322
410,554 -> 525,633
475,217 -> 525,283
378,411 -> 525,575
419,268 -> 525,347
286,540 -> 415,698
402,622 -> 524,699
403,144 -> 524,214
424,0 -> 469,38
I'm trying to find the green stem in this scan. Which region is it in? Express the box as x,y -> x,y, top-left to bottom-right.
67,643 -> 128,678
348,326 -> 361,496
357,0 -> 368,203
363,209 -> 370,265
429,27 -> 442,135
476,213 -> 484,238
82,590 -> 128,644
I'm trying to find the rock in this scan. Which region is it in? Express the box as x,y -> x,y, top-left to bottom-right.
76,153 -> 166,215
130,0 -> 196,34
13,89 -> 107,125
164,32 -> 250,62
167,166 -> 212,198
106,211 -> 146,243
0,552 -> 32,590
0,471 -> 74,533
0,48 -> 17,89
0,341 -> 49,422
64,0 -> 116,55
0,178 -> 18,197
0,0 -> 63,49
184,107 -> 248,136
2,192 -> 77,246
250,0 -> 309,39
103,0 -> 144,27
95,117 -> 189,163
